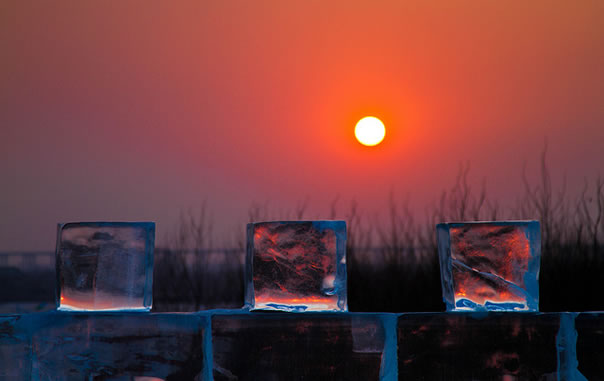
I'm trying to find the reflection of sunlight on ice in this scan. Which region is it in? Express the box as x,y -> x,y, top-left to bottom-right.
256,293 -> 338,311
450,224 -> 532,309
321,275 -> 336,295
249,221 -> 346,311
58,291 -> 147,311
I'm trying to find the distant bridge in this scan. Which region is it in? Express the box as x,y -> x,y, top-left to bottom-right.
0,252 -> 54,270
0,249 -> 246,271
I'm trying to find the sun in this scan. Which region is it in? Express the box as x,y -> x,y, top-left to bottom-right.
355,116 -> 386,146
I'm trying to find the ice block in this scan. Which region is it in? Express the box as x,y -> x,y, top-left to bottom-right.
245,221 -> 347,312
31,312 -> 206,380
398,312 -> 562,379
211,312 -> 387,380
575,313 -> 603,380
0,315 -> 31,380
437,220 -> 541,311
55,222 -> 155,311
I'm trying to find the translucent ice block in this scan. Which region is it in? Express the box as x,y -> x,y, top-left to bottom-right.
437,220 -> 540,311
211,312 -> 388,380
398,312 -> 563,379
31,312 -> 206,380
245,221 -> 347,312
55,222 -> 155,311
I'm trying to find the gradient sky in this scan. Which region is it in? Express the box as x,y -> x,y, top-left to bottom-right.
2,1 -> 603,251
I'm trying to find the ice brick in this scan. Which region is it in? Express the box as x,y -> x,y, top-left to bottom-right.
245,221 -> 347,312
31,312 -> 206,380
55,222 -> 155,311
0,315 -> 31,380
398,312 -> 562,380
437,220 -> 540,311
211,312 -> 388,380
575,313 -> 604,380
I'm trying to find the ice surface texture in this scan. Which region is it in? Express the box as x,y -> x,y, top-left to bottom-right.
437,220 -> 541,311
575,313 -> 604,380
55,222 -> 155,311
0,311 -> 597,380
245,221 -> 347,312
398,312 -> 568,380
211,312 -> 392,380
0,316 -> 31,380
31,312 -> 207,381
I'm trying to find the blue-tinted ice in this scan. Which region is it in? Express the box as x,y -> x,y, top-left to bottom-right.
0,316 -> 31,380
437,221 -> 541,311
575,313 -> 603,380
31,312 -> 206,380
0,311 -> 597,380
245,221 -> 347,312
55,222 -> 155,311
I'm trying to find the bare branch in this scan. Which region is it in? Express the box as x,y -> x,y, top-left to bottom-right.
329,194 -> 340,220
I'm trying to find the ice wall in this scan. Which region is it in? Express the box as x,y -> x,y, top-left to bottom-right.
0,310 -> 597,380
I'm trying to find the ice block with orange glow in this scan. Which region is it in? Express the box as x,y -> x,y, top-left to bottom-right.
55,222 -> 155,311
437,221 -> 540,311
245,221 -> 347,312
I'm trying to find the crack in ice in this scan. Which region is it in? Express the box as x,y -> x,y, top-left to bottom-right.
452,259 -> 528,297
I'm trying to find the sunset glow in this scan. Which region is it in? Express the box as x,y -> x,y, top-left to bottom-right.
1,2 -> 603,252
355,116 -> 386,146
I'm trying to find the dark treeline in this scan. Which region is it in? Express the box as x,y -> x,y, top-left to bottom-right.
2,148 -> 601,312
153,148 -> 604,312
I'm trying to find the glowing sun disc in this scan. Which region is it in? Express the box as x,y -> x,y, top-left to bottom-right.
355,116 -> 385,146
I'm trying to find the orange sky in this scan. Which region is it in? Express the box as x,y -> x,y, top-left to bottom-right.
1,1 -> 603,250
